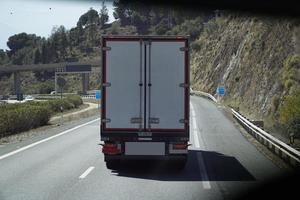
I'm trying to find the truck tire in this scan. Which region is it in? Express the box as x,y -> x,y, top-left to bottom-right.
106,160 -> 120,170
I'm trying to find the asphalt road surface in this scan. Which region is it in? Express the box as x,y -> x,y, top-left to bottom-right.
0,96 -> 288,200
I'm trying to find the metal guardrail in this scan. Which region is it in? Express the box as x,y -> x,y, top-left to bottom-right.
81,95 -> 96,99
35,94 -> 96,99
232,109 -> 300,168
2,94 -> 97,101
34,95 -> 61,99
191,89 -> 300,168
190,88 -> 218,103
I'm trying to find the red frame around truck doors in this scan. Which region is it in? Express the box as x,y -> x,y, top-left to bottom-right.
101,36 -> 189,133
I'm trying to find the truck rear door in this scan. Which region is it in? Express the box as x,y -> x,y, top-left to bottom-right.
145,40 -> 188,132
102,39 -> 144,131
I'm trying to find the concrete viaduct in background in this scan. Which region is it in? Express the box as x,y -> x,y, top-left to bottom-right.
0,58 -> 101,97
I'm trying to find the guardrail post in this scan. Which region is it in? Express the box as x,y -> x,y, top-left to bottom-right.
289,133 -> 295,145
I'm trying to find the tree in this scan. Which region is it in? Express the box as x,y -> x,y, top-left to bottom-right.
41,42 -> 48,63
0,49 -> 9,64
7,33 -> 41,54
34,49 -> 41,64
152,18 -> 169,35
87,24 -> 97,47
99,1 -> 109,27
69,27 -> 80,46
132,12 -> 148,34
77,8 -> 99,28
11,48 -> 26,65
50,25 -> 68,60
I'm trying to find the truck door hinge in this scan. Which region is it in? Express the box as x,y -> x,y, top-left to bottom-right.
102,46 -> 111,51
179,119 -> 189,123
149,118 -> 160,124
179,83 -> 189,88
131,117 -> 142,124
102,82 -> 111,87
180,47 -> 189,51
101,118 -> 111,123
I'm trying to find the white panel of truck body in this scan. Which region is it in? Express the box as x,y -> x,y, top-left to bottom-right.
105,41 -> 144,129
125,142 -> 165,155
146,41 -> 185,130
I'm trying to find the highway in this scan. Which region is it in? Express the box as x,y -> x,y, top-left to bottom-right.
0,96 -> 287,200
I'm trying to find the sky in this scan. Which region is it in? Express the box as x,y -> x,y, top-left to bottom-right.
0,0 -> 115,50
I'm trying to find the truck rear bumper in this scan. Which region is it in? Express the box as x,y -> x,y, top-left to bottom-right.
100,131 -> 189,142
104,154 -> 187,161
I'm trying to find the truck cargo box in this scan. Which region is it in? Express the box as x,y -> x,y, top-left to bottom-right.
100,36 -> 190,169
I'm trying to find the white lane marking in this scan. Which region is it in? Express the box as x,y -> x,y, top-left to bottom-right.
79,166 -> 95,179
197,152 -> 211,189
0,118 -> 100,161
190,103 -> 200,148
190,102 -> 211,189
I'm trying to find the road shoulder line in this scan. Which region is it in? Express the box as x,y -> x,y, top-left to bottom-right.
190,102 -> 211,189
0,118 -> 100,161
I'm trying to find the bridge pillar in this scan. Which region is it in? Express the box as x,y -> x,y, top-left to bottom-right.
82,73 -> 89,95
55,73 -> 57,93
13,72 -> 22,97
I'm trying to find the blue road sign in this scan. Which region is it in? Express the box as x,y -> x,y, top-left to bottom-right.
217,86 -> 225,96
95,90 -> 101,100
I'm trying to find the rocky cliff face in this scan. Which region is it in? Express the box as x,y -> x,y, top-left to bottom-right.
191,12 -> 300,133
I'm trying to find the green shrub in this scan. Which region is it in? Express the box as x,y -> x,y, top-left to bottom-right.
66,95 -> 83,108
0,95 -> 83,137
279,94 -> 300,138
38,80 -> 55,94
166,17 -> 204,40
284,79 -> 294,89
281,55 -> 300,90
0,102 -> 51,137
47,99 -> 74,112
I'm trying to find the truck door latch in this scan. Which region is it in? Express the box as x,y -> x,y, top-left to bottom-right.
179,83 -> 189,88
101,118 -> 111,123
102,46 -> 111,51
131,117 -> 142,124
149,118 -> 160,124
180,47 -> 189,51
179,119 -> 189,123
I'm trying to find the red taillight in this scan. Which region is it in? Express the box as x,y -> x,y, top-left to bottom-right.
173,144 -> 187,150
102,143 -> 121,155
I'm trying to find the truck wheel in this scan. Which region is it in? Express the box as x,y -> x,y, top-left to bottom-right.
106,160 -> 120,170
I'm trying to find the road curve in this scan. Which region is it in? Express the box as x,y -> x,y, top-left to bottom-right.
0,96 -> 287,200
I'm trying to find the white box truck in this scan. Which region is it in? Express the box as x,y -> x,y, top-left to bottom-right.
100,36 -> 190,169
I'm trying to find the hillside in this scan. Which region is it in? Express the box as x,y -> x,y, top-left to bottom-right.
191,12 -> 300,138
